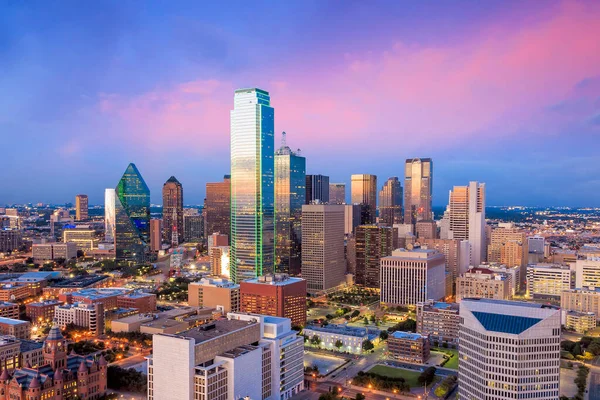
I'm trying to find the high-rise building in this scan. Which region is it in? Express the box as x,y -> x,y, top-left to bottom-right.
329,183 -> 346,204
240,274 -> 307,327
162,176 -> 184,246
104,188 -> 116,244
275,132 -> 306,275
575,257 -> 600,289
230,88 -> 275,283
527,235 -> 546,263
354,225 -> 393,288
183,212 -> 203,242
378,177 -> 402,226
446,181 -> 486,266
415,220 -> 437,239
456,267 -> 511,302
420,238 -> 469,296
0,230 -> 22,253
488,226 -> 527,286
351,174 -> 377,224
344,204 -> 361,235
75,194 -> 88,221
459,299 -> 560,400
306,174 -> 330,204
380,249 -> 446,306
204,175 -> 231,240
114,163 -> 150,262
150,219 -> 162,252
301,204 -> 346,293
403,158 -> 433,226
54,302 -> 105,336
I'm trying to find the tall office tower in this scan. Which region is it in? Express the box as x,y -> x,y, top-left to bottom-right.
420,238 -> 468,296
240,274 -> 307,327
351,174 -> 377,224
378,177 -> 403,226
329,183 -> 346,204
275,132 -> 306,275
162,176 -> 184,246
527,235 -> 546,263
488,227 -> 527,286
344,204 -> 362,235
230,88 -> 275,283
150,219 -> 162,252
114,163 -> 150,262
403,158 -> 433,227
446,181 -> 486,266
459,299 -> 560,400
355,225 -> 393,288
305,174 -> 330,204
183,213 -> 203,242
380,249 -> 446,306
104,189 -> 116,244
301,204 -> 346,293
205,175 -> 231,240
75,194 -> 88,221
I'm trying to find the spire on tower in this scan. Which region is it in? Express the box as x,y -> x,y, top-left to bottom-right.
281,131 -> 287,148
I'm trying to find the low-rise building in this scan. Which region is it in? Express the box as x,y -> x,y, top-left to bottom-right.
302,324 -> 371,354
416,300 -> 460,346
116,291 -> 157,313
63,227 -> 98,251
565,311 -> 596,334
388,331 -> 430,364
43,274 -> 111,297
0,318 -> 30,339
0,302 -> 19,319
561,288 -> 600,321
0,284 -> 30,302
32,242 -> 77,262
54,302 -> 105,336
456,267 -> 511,302
59,288 -> 131,310
111,307 -> 215,334
188,278 -> 240,313
526,264 -> 574,301
26,300 -> 62,324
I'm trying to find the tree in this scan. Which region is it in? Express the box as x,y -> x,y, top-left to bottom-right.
311,335 -> 322,347
55,257 -> 66,267
572,343 -> 582,356
107,366 -> 147,392
418,366 -> 436,386
76,250 -> 84,258
335,339 -> 344,350
362,340 -> 374,351
379,331 -> 389,341
351,310 -> 360,318
561,340 -> 576,352
369,315 -> 376,323
355,394 -> 365,400
363,317 -> 369,325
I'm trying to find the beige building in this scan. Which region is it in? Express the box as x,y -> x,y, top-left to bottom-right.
526,264 -> 574,301
487,227 -> 527,268
188,278 -> 240,313
75,194 -> 88,221
561,288 -> 600,320
210,246 -> 230,277
0,318 -> 30,339
416,300 -> 460,346
0,302 -> 19,319
575,257 -> 600,289
420,238 -> 468,296
32,242 -> 77,261
565,311 -> 596,334
456,267 -> 511,302
54,302 -> 105,336
415,221 -> 437,240
63,227 -> 97,251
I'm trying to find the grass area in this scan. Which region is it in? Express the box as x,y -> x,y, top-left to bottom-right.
432,347 -> 459,370
367,365 -> 436,388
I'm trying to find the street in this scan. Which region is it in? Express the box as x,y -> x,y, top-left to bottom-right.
588,357 -> 600,400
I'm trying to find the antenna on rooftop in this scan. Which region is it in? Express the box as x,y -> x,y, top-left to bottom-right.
281,131 -> 287,148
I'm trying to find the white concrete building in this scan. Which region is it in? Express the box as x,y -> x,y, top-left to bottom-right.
459,299 -> 560,400
302,324 -> 370,354
575,257 -> 600,289
526,263 -> 574,300
54,302 -> 104,336
380,248 -> 446,306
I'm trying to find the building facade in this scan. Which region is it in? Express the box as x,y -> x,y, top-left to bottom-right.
561,288 -> 600,320
403,158 -> 433,226
575,257 -> 600,289
149,218 -> 162,252
75,194 -> 88,221
329,183 -> 346,205
302,324 -> 369,354
204,175 -> 231,240
305,175 -> 329,204
188,278 -> 240,313
354,225 -> 393,288
416,300 -> 460,346
456,268 -> 511,302
63,227 -> 97,251
351,174 -> 377,224
526,264 -> 574,301
378,177 -> 403,226
162,176 -> 184,246
54,302 -> 105,336
388,332 -> 430,364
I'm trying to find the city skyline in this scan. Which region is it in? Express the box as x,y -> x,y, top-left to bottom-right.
2,1 -> 600,207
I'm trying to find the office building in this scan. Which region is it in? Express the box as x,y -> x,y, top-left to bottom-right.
302,324 -> 370,354
344,204 -> 361,235
240,274 -> 307,327
230,88 -> 275,283
354,225 -> 393,288
184,213 -> 203,242
117,292 -> 157,313
104,188 -> 116,243
0,335 -> 26,371
575,257 -> 600,289
526,264 -> 574,301
561,288 -> 600,320
445,181 -> 486,266
0,284 -> 29,302
351,174 -> 377,224
416,301 -> 460,346
416,220 -> 437,239
188,278 -> 240,313
275,132 -> 306,275
305,174 -> 329,204
301,204 -> 346,293
150,218 -> 162,252
486,264 -> 520,297
148,313 -> 304,400
487,226 -> 527,268
75,194 -> 88,221
60,288 -> 130,310
420,238 -> 468,296
404,158 -> 433,226
0,302 -> 18,320
32,242 -> 77,262
63,227 -> 97,251
456,267 -> 511,302
378,177 -> 402,226
162,176 -> 184,246
0,318 -> 30,339
459,299 -> 560,400
210,246 -> 231,277
115,163 -> 150,262
204,175 -> 231,240
329,183 -> 346,205
528,235 -> 546,263
0,230 -> 22,253
54,302 -> 105,336
380,248 -> 446,306
388,332 -> 430,364
565,311 -> 596,334
26,300 -> 62,324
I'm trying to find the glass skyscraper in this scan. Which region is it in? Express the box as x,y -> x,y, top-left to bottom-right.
230,88 -> 275,283
404,158 -> 433,226
378,177 -> 403,226
104,188 -> 116,243
275,132 -> 306,276
115,163 -> 150,262
351,174 -> 377,224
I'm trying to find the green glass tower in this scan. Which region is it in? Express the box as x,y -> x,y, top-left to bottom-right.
230,88 -> 275,283
115,163 -> 150,262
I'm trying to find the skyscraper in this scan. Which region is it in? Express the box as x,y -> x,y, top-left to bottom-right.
230,88 -> 275,283
150,219 -> 162,252
404,158 -> 433,226
75,194 -> 88,221
162,176 -> 184,246
351,174 -> 377,224
378,177 -> 402,226
275,132 -> 306,275
355,225 -> 393,288
306,174 -> 330,204
204,175 -> 231,239
329,183 -> 346,204
301,204 -> 346,293
446,181 -> 486,265
114,163 -> 150,262
104,188 -> 116,244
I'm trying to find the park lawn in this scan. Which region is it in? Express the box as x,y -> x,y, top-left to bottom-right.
367,365 -> 438,388
432,347 -> 459,370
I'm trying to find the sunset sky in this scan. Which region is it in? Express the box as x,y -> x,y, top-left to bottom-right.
2,1 -> 599,206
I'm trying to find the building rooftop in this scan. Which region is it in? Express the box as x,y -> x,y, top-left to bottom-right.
0,335 -> 19,346
391,331 -> 427,340
20,339 -> 43,353
0,301 -> 17,307
71,288 -> 131,299
471,311 -> 542,335
304,323 -> 368,338
178,319 -> 258,344
387,248 -> 443,260
27,300 -> 62,307
242,274 -> 305,286
49,275 -> 109,288
218,344 -> 259,359
119,291 -> 155,299
462,298 -> 559,310
191,278 -> 239,289
0,317 -> 28,326
566,310 -> 596,317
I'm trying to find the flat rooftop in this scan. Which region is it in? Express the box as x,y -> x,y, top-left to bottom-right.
49,275 -> 108,288
0,317 -> 28,326
304,324 -> 368,337
179,319 -> 257,344
243,274 -> 305,286
391,331 -> 426,340
71,288 -> 130,299
461,298 -> 559,310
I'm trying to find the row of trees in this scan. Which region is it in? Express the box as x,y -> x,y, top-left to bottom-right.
107,366 -> 147,393
305,334 -> 374,352
561,336 -> 600,360
351,371 -> 411,392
